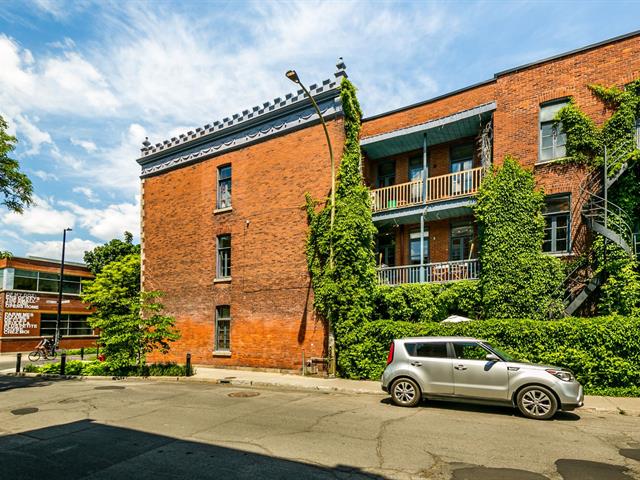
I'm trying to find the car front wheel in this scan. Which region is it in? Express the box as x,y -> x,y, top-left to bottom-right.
517,385 -> 558,420
390,378 -> 421,408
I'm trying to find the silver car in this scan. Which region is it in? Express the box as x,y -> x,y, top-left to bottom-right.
381,336 -> 583,420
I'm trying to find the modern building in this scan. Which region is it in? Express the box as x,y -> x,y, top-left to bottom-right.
0,256 -> 96,353
137,31 -> 640,370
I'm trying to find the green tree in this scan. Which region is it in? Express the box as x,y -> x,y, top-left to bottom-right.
0,115 -> 33,213
0,251 -> 12,259
474,157 -> 564,319
83,231 -> 140,275
305,78 -> 377,375
81,253 -> 179,368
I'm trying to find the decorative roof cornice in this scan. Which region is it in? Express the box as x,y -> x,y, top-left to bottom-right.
136,60 -> 347,178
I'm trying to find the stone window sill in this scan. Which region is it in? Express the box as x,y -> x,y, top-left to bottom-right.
535,157 -> 569,168
214,207 -> 233,214
213,351 -> 232,357
213,277 -> 231,284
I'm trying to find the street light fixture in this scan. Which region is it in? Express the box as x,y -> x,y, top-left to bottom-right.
286,68 -> 336,377
55,227 -> 73,347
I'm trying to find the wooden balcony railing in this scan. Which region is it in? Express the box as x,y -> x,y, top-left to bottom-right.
377,259 -> 479,286
370,167 -> 483,213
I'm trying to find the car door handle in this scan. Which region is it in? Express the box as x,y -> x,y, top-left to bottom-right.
410,362 -> 422,367
454,364 -> 467,370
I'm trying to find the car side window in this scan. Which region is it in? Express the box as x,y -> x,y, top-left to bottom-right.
453,342 -> 489,361
405,342 -> 448,358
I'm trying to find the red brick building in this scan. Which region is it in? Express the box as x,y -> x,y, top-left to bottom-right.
0,257 -> 96,353
137,31 -> 640,370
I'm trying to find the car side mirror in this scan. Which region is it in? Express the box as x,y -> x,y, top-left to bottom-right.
485,353 -> 500,362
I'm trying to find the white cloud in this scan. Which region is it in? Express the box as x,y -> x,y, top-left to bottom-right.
26,237 -> 99,263
59,197 -> 140,241
32,170 -> 59,181
13,113 -> 52,155
70,137 -> 97,153
72,186 -> 99,203
1,196 -> 75,235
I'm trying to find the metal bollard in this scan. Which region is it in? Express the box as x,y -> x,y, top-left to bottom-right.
60,353 -> 67,375
186,353 -> 192,377
15,353 -> 21,373
80,347 -> 84,360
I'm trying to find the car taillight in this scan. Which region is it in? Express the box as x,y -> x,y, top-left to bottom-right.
386,342 -> 395,365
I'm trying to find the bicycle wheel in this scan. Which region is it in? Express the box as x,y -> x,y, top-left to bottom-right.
28,351 -> 41,362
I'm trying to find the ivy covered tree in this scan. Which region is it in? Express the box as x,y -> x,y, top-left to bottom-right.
0,115 -> 33,213
81,253 -> 179,368
83,231 -> 140,275
474,157 -> 564,319
305,78 -> 377,376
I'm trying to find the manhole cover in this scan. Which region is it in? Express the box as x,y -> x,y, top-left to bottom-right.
228,391 -> 260,398
11,407 -> 39,415
94,386 -> 125,390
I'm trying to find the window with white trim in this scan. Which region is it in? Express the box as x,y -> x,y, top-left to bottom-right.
450,221 -> 474,261
215,305 -> 231,351
635,117 -> 640,150
217,165 -> 232,209
216,235 -> 231,279
543,195 -> 570,253
539,101 -> 568,162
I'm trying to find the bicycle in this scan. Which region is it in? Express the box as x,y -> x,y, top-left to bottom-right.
28,339 -> 58,362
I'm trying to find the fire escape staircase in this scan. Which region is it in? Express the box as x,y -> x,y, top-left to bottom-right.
563,139 -> 637,316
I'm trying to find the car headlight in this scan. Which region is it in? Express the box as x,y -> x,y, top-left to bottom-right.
546,369 -> 573,382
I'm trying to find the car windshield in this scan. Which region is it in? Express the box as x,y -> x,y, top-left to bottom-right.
484,343 -> 517,362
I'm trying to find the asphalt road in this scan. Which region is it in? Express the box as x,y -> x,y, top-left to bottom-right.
0,376 -> 639,480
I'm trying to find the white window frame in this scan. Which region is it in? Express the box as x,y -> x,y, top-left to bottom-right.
539,100 -> 568,163
216,164 -> 232,210
216,234 -> 231,279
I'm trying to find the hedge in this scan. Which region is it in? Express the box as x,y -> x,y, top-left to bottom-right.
23,360 -> 193,377
340,316 -> 640,396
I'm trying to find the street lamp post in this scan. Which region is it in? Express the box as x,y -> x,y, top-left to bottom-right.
286,69 -> 336,377
55,227 -> 73,347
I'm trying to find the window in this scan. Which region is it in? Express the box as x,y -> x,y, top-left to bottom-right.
539,100 -> 568,162
408,156 -> 426,202
453,342 -> 489,361
376,231 -> 395,267
405,342 -> 448,358
215,306 -> 231,351
377,160 -> 396,188
543,195 -> 570,253
636,117 -> 640,150
0,269 -> 3,290
217,165 -> 232,209
12,269 -> 82,294
216,235 -> 231,279
409,229 -> 429,265
450,221 -> 474,261
450,144 -> 474,193
40,314 -> 93,337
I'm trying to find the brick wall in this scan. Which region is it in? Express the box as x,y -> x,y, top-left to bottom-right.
142,119 -> 345,370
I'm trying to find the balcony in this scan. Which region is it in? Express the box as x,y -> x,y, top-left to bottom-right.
377,259 -> 479,286
370,167 -> 483,214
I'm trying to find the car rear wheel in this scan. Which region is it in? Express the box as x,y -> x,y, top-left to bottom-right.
517,385 -> 558,420
390,378 -> 421,408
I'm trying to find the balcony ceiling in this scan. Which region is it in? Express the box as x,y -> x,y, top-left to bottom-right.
361,102 -> 496,160
372,198 -> 476,227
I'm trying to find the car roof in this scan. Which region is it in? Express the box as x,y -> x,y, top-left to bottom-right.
396,336 -> 488,343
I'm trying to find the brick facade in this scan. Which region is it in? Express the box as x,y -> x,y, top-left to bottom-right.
0,257 -> 96,353
140,32 -> 640,371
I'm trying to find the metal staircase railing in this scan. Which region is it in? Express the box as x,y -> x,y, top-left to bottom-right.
562,138 -> 637,315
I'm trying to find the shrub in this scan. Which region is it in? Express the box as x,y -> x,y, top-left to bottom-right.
341,316 -> 640,396
23,360 -> 193,377
374,281 -> 480,323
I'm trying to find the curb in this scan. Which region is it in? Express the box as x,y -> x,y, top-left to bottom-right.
3,372 -> 638,415
2,372 -> 384,396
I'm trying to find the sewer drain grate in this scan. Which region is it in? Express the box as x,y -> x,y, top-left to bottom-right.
11,407 -> 39,415
94,386 -> 125,390
228,391 -> 260,398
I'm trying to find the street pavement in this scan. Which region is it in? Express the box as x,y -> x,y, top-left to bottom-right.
1,376 -> 639,479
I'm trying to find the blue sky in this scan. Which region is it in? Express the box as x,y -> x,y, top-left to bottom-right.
0,0 -> 639,261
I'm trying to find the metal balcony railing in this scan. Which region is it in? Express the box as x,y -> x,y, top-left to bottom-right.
377,259 -> 479,286
370,167 -> 483,213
